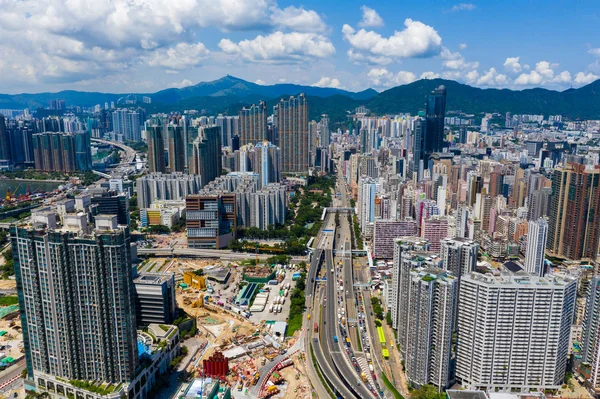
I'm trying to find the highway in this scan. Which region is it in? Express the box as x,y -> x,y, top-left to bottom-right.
137,247 -> 306,263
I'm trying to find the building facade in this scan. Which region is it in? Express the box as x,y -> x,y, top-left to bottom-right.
275,94 -> 308,173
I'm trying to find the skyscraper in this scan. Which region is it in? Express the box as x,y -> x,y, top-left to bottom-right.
147,126 -> 166,173
412,116 -> 426,179
582,276 -> 600,396
404,267 -> 457,390
424,85 -> 447,167
11,223 -> 138,386
524,218 -> 548,276
440,237 -> 479,279
251,141 -> 282,187
190,126 -> 222,187
238,101 -> 267,146
167,125 -> 186,173
216,114 -> 238,148
31,132 -> 91,173
456,270 -> 576,391
547,159 -> 600,261
275,94 -> 309,173
319,114 -> 330,147
0,115 -> 12,169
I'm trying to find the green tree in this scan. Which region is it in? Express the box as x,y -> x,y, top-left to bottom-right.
412,384 -> 445,399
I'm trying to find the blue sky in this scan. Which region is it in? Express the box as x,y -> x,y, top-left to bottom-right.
1,0 -> 599,94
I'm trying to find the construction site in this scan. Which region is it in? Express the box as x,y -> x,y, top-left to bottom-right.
172,257 -> 312,399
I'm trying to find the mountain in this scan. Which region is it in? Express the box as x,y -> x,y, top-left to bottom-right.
2,76 -> 600,122
0,75 -> 377,109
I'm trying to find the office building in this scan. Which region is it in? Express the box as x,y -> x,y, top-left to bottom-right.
439,237 -> 479,279
412,116 -> 426,179
275,94 -> 309,173
358,177 -> 377,236
547,160 -> 600,261
0,115 -> 11,169
319,114 -> 330,147
186,194 -> 236,249
456,270 -> 577,391
89,189 -> 130,225
190,126 -> 222,187
10,222 -> 138,388
405,268 -> 457,390
424,85 -> 447,167
390,237 -> 431,330
238,102 -> 267,146
524,218 -> 548,276
373,219 -> 418,259
133,272 -> 176,326
167,125 -> 186,173
136,172 -> 201,209
581,276 -> 600,396
147,126 -> 166,173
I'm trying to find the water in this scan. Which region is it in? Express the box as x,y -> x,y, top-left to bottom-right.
0,179 -> 63,197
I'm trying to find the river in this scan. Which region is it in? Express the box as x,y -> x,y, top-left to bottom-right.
0,179 -> 64,197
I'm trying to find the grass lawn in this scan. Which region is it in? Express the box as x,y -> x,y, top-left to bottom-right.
381,372 -> 404,399
286,313 -> 303,337
0,296 -> 18,306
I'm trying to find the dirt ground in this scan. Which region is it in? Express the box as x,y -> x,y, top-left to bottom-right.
280,355 -> 311,399
0,280 -> 16,290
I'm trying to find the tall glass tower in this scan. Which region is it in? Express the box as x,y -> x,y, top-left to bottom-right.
424,85 -> 447,168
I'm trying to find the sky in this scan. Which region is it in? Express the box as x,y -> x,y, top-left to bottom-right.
1,0 -> 600,94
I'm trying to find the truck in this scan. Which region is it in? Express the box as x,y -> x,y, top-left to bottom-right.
333,335 -> 338,343
361,372 -> 368,382
314,322 -> 318,333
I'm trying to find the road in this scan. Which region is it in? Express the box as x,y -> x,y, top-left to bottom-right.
137,247 -> 306,263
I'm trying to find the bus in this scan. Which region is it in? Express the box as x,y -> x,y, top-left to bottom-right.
382,348 -> 389,359
377,327 -> 386,345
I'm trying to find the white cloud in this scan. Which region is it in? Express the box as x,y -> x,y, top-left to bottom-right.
458,43 -> 467,50
514,61 -> 571,85
574,72 -> 599,85
342,19 -> 442,59
255,79 -> 267,85
476,67 -> 508,86
441,47 -> 479,70
171,79 -> 193,88
219,32 -> 335,63
347,49 -> 392,65
367,68 -> 416,87
451,3 -> 476,12
271,6 -> 327,33
146,42 -> 209,70
465,70 -> 479,84
588,48 -> 600,57
312,76 -> 341,88
420,71 -> 440,79
359,6 -> 384,28
503,57 -> 522,73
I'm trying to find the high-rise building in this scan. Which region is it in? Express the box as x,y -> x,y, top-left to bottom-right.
10,223 -> 138,387
373,219 -> 418,259
390,237 -> 431,330
404,267 -> 457,390
0,115 -> 11,169
582,276 -> 600,396
133,272 -> 176,326
275,94 -> 308,173
167,125 -> 186,173
358,177 -> 377,236
524,218 -> 548,276
456,270 -> 577,391
319,114 -> 330,147
439,237 -> 479,279
112,109 -> 142,141
32,132 -> 91,173
147,126 -> 166,173
216,114 -> 238,148
136,172 -> 202,209
421,216 -> 449,253
89,189 -> 131,225
186,193 -> 236,249
239,102 -> 267,146
424,86 -> 447,167
190,126 -> 222,187
527,187 -> 552,221
251,141 -> 282,187
547,160 -> 600,261
412,116 -> 426,179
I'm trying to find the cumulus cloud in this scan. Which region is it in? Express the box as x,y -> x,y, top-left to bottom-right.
503,57 -> 522,73
451,3 -> 476,12
146,42 -> 209,70
359,6 -> 384,28
271,6 -> 327,33
367,68 -> 416,87
458,43 -> 467,50
219,32 -> 335,63
171,79 -> 193,88
441,47 -> 479,70
588,48 -> 600,57
574,72 -> 599,85
514,61 -> 570,85
312,76 -> 341,88
347,49 -> 392,65
255,79 -> 267,85
476,68 -> 508,86
420,71 -> 440,79
342,19 -> 442,59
